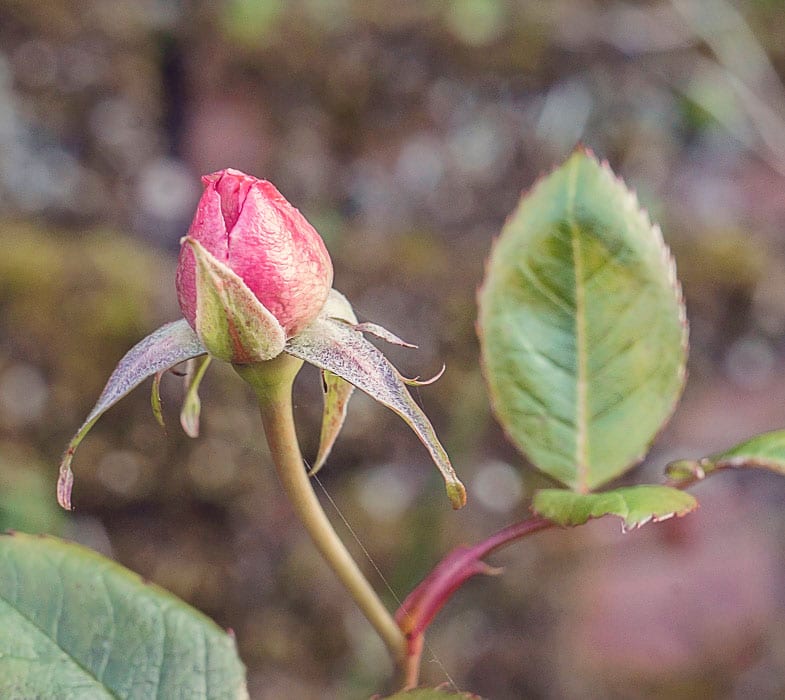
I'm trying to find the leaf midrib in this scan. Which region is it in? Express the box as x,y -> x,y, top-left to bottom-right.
567,158 -> 589,492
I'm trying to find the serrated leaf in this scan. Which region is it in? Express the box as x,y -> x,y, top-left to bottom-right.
285,317 -> 466,509
666,429 -> 785,485
181,356 -> 213,438
532,485 -> 697,531
0,532 -> 247,699
58,319 -> 207,510
478,149 -> 687,492
186,237 -> 286,363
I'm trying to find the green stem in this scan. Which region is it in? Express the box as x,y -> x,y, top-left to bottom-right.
236,355 -> 407,671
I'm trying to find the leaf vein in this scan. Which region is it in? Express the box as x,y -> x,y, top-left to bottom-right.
0,556 -> 121,699
567,159 -> 589,491
516,259 -> 573,316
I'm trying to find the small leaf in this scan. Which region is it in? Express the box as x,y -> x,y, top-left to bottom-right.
311,370 -> 355,476
478,149 -> 688,492
181,355 -> 213,438
666,429 -> 785,485
186,237 -> 286,363
532,485 -> 697,531
58,319 -> 206,510
0,532 -> 247,699
286,317 -> 466,509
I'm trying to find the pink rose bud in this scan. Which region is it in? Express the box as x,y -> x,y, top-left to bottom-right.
176,169 -> 333,362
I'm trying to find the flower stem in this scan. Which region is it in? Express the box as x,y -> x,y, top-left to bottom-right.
235,355 -> 407,671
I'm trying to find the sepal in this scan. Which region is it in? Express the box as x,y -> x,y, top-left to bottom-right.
57,319 -> 206,510
180,356 -> 212,438
285,315 -> 466,509
185,236 -> 286,363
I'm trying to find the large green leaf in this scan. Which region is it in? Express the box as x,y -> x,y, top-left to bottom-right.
532,485 -> 697,531
478,150 -> 687,491
0,532 -> 247,699
667,429 -> 785,485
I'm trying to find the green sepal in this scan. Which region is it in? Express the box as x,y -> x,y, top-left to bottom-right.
58,319 -> 206,510
181,356 -> 213,438
186,237 -> 286,364
286,315 -> 466,509
151,371 -> 166,427
312,370 -> 355,476
311,289 -> 357,476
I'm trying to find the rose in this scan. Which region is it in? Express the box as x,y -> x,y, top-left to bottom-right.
176,169 -> 333,362
60,168 -> 463,513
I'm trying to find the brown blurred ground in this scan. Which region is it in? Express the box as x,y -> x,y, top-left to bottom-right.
2,1 -> 785,698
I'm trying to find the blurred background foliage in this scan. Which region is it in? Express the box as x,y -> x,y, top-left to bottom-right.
2,0 -> 785,698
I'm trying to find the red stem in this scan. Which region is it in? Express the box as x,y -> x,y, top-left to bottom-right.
469,515 -> 554,558
395,515 -> 554,688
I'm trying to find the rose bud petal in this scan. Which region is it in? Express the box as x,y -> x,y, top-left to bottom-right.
176,169 -> 333,363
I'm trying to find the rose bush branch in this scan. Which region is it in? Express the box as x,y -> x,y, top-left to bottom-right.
394,484 -> 700,685
55,152 -> 750,697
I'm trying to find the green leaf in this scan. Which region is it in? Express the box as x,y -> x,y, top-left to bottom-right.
666,429 -> 785,485
478,149 -> 687,491
532,485 -> 697,531
285,317 -> 466,509
0,532 -> 247,699
58,319 -> 207,510
186,237 -> 286,364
